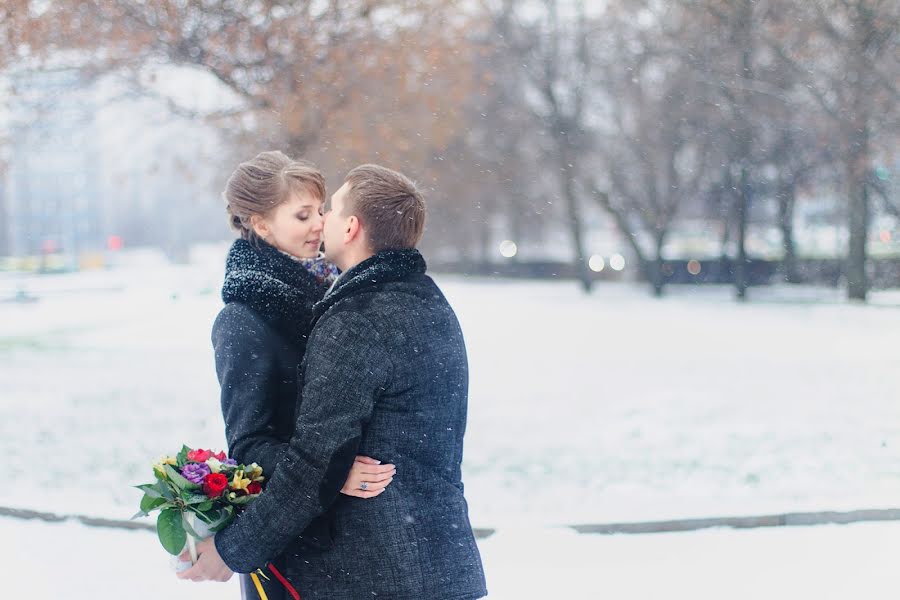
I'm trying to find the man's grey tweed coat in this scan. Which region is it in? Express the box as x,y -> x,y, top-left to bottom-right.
215,248 -> 488,600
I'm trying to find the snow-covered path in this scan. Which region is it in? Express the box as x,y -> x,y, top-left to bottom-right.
4,516 -> 900,599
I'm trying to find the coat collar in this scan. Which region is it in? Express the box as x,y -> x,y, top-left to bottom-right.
222,239 -> 328,337
312,249 -> 426,322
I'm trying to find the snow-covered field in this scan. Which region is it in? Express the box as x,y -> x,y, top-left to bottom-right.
5,517 -> 900,599
2,258 -> 900,598
1,261 -> 899,527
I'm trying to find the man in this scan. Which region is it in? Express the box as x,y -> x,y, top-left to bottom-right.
180,164 -> 488,600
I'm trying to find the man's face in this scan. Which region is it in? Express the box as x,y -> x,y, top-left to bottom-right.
323,181 -> 351,262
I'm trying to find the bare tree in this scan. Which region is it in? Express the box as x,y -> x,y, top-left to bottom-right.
489,0 -> 598,291
56,1 -> 477,159
586,2 -> 718,296
10,0 -> 481,260
764,0 -> 900,300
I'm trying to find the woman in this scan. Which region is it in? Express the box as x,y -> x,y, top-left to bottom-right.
212,151 -> 396,598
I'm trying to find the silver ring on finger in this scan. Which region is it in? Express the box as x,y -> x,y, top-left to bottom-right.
360,482 -> 369,491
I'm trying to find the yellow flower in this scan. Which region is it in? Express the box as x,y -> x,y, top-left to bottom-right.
230,470 -> 251,492
152,456 -> 178,478
245,463 -> 265,482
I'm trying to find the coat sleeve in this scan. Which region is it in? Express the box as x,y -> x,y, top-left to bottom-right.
214,310 -> 392,573
212,303 -> 288,477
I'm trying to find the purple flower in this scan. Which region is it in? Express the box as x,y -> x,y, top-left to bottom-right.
180,462 -> 211,484
222,458 -> 238,467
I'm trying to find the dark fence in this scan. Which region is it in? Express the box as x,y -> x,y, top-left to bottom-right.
5,504 -> 900,539
433,258 -> 900,289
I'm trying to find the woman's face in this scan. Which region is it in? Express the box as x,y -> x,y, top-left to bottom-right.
254,191 -> 325,259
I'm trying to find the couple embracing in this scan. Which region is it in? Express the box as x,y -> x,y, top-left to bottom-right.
178,151 -> 487,600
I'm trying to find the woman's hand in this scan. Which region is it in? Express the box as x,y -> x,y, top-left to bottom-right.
341,455 -> 396,499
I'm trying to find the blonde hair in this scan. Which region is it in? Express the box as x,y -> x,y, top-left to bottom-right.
343,164 -> 426,251
224,151 -> 326,242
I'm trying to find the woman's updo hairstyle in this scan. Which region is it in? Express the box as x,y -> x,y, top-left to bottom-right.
224,151 -> 326,242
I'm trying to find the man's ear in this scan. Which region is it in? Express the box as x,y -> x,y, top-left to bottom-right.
345,215 -> 362,244
250,214 -> 270,240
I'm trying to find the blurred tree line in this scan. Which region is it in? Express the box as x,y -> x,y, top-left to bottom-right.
1,0 -> 897,300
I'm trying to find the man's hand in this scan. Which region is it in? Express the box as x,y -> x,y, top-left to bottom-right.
176,537 -> 235,582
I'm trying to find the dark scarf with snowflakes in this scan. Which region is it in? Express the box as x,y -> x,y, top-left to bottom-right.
222,238 -> 337,344
312,248 -> 427,323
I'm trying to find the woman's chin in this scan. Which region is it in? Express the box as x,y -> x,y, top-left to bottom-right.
290,247 -> 319,260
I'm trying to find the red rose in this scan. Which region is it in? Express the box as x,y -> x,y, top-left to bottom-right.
187,448 -> 213,462
214,450 -> 227,461
247,482 -> 262,495
202,473 -> 229,498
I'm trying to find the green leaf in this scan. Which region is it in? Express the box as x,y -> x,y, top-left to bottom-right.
228,494 -> 255,506
194,508 -> 218,524
157,481 -> 176,501
176,445 -> 191,468
157,509 -> 186,555
140,494 -> 167,514
182,513 -> 205,539
136,484 -> 162,498
165,465 -> 201,491
183,493 -> 212,506
196,501 -> 213,512
208,509 -> 235,532
188,506 -> 231,532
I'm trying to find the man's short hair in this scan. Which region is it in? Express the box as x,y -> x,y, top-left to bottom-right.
343,164 -> 426,251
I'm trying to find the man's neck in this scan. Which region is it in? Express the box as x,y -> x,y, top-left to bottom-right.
336,248 -> 375,273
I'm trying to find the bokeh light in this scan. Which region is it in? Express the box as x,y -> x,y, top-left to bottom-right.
610,254 -> 626,271
499,240 -> 518,258
687,260 -> 702,275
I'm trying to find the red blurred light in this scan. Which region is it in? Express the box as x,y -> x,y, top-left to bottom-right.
107,235 -> 124,251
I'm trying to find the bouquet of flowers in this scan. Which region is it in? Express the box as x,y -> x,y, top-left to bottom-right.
133,445 -> 265,566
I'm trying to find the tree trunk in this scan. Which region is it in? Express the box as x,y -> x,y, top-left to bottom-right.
560,153 -> 592,293
0,173 -> 9,257
651,230 -> 667,297
479,209 -> 492,268
845,77 -> 871,301
777,179 -> 800,284
590,187 -> 650,289
719,212 -> 731,262
846,167 -> 869,301
842,3 -> 879,302
734,19 -> 754,302
735,162 -> 750,300
508,197 -> 523,264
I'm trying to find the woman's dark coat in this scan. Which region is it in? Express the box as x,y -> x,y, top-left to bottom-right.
211,238 -> 331,598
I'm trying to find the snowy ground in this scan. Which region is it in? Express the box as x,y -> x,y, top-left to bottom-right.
3,258 -> 900,598
4,516 -> 900,599
1,260 -> 899,529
